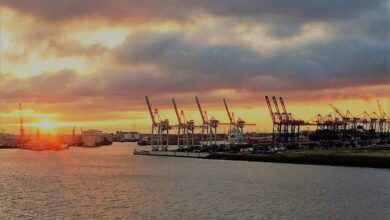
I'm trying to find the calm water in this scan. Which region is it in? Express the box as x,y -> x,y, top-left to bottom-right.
0,143 -> 389,219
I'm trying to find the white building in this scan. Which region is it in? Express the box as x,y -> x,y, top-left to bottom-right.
81,130 -> 103,147
115,131 -> 140,142
124,132 -> 140,141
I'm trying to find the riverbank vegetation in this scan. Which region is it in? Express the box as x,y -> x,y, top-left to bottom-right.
206,147 -> 390,169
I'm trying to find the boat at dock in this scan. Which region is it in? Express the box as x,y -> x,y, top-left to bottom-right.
133,149 -> 210,158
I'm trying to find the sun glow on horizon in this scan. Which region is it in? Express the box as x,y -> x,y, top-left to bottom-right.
38,119 -> 56,131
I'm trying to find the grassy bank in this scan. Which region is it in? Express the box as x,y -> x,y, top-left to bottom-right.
206,148 -> 390,169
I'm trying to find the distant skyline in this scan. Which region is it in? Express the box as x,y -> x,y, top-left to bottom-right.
0,1 -> 389,133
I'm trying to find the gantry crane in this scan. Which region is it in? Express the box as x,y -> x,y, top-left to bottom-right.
279,97 -> 289,123
355,110 -> 379,139
272,96 -> 283,140
279,97 -> 305,141
265,96 -> 279,141
329,104 -> 351,140
278,97 -> 290,141
377,100 -> 389,138
223,98 -> 255,145
359,110 -> 379,139
145,96 -> 170,151
311,112 -> 338,140
345,110 -> 360,139
172,98 -> 195,150
329,104 -> 349,122
265,96 -> 305,142
195,96 -> 219,148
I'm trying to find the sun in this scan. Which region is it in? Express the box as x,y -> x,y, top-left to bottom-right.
39,119 -> 55,130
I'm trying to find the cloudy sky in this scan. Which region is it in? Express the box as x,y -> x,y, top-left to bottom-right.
0,0 -> 389,133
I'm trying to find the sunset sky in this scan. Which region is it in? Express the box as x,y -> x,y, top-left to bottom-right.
0,0 -> 389,134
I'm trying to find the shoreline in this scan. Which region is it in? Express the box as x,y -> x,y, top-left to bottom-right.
135,148 -> 390,169
205,153 -> 390,169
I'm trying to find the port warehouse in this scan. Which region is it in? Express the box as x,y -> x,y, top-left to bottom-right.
143,96 -> 390,152
75,130 -> 141,147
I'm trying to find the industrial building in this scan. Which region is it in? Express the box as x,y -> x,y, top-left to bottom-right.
115,131 -> 141,142
81,130 -> 104,147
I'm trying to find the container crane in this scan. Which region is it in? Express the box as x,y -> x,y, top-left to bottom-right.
172,98 -> 195,150
265,96 -> 278,141
279,97 -> 290,123
356,111 -> 371,134
272,97 -> 283,124
223,98 -> 236,141
195,96 -> 207,125
145,96 -> 170,151
265,96 -> 275,124
347,110 -> 360,139
172,98 -> 182,125
355,111 -> 376,139
329,104 -> 350,123
369,112 -> 379,135
329,104 -> 350,140
279,97 -> 305,141
223,98 -> 234,126
272,96 -> 284,141
195,96 -> 218,147
377,100 -> 388,137
278,97 -> 290,141
223,98 -> 256,145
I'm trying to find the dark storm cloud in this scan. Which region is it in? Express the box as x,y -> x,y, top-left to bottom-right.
1,67 -> 388,111
114,31 -> 389,91
203,0 -> 387,37
0,0 -> 187,23
0,68 -> 208,103
2,0 -> 383,22
115,32 -> 261,84
335,4 -> 390,42
2,0 -> 388,49
8,31 -> 383,103
1,0 -> 388,106
1,0 -> 387,36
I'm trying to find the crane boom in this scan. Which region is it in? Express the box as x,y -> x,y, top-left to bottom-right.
180,110 -> 187,124
223,98 -> 234,124
145,96 -> 156,125
329,104 -> 347,121
172,98 -> 182,125
265,96 -> 275,124
279,97 -> 289,121
195,96 -> 207,124
272,96 -> 282,122
377,100 -> 385,118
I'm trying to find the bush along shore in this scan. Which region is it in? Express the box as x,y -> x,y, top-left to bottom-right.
205,148 -> 390,169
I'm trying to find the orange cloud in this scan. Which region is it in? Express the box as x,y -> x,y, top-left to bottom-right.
0,1 -> 388,134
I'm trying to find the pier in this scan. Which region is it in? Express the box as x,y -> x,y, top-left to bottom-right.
134,149 -> 209,158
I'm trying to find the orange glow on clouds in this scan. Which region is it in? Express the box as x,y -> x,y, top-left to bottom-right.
0,4 -> 388,135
